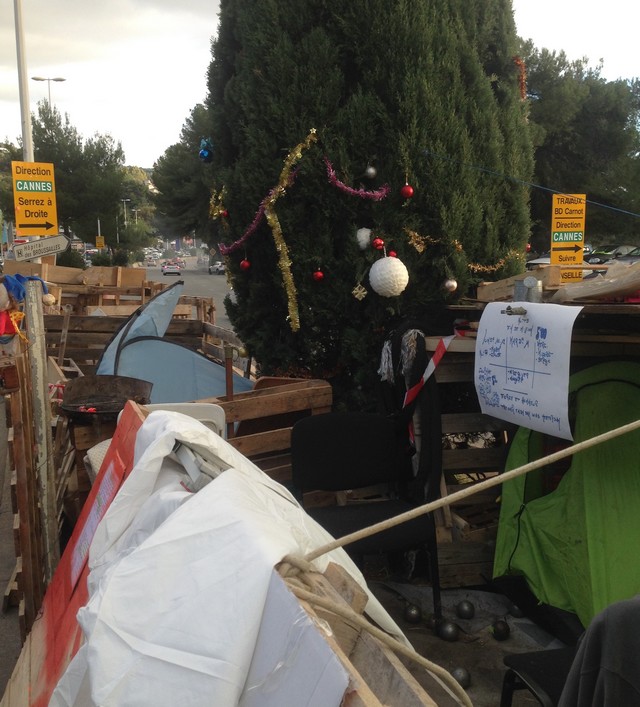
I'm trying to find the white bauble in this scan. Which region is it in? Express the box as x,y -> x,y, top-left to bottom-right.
369,257 -> 409,297
356,227 -> 372,250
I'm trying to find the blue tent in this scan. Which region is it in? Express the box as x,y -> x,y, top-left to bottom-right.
96,281 -> 252,402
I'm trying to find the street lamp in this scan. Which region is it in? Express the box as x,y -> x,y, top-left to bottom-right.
131,208 -> 140,224
31,76 -> 66,105
121,198 -> 131,228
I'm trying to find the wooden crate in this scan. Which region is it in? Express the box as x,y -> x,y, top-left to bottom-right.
43,313 -> 211,375
203,379 -> 333,484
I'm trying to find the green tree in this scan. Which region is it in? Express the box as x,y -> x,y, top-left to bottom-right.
205,0 -> 533,409
521,44 -> 640,249
29,102 -> 126,247
117,167 -> 157,249
151,104 -> 217,243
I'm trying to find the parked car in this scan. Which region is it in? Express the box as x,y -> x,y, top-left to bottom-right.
587,244 -> 637,264
161,261 -> 182,276
525,252 -> 551,270
606,246 -> 640,265
209,260 -> 225,274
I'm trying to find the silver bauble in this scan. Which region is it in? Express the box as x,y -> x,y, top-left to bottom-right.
365,165 -> 377,179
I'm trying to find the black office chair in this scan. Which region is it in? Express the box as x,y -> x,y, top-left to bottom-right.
290,411 -> 442,618
500,647 -> 578,707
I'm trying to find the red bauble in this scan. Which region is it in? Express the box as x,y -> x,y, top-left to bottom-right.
222,209 -> 229,218
372,237 -> 385,250
240,258 -> 251,271
313,269 -> 324,282
388,250 -> 397,258
401,183 -> 414,199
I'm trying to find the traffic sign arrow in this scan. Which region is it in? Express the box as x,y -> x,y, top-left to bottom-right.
17,221 -> 56,230
551,244 -> 582,253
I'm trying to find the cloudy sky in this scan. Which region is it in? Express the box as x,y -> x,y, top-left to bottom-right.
0,0 -> 220,168
512,0 -> 640,82
1,1 -> 638,169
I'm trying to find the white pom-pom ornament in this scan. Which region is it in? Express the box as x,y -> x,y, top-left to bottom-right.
369,256 -> 409,297
356,227 -> 372,250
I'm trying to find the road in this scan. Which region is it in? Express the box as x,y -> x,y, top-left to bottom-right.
145,258 -> 233,330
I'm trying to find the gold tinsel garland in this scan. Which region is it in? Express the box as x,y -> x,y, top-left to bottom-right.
264,128 -> 318,332
209,187 -> 228,222
264,202 -> 299,331
405,228 -> 523,274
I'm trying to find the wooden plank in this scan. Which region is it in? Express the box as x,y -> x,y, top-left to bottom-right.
2,562 -> 19,611
435,360 -> 475,383
350,631 -> 441,707
437,540 -> 495,588
442,411 -> 511,434
304,565 -> 368,656
25,283 -> 60,584
10,374 -> 37,633
216,383 -> 332,423
442,446 -> 507,472
228,427 -> 293,458
438,561 -> 494,588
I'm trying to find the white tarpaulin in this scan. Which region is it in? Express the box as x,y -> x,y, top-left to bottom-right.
50,411 -> 408,706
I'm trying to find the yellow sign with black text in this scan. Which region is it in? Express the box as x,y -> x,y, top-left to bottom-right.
550,193 -> 586,283
11,161 -> 58,238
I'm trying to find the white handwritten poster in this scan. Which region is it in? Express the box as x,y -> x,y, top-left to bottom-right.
474,302 -> 583,440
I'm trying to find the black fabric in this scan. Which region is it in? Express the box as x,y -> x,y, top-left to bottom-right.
291,412 -> 405,494
501,647 -> 578,707
307,499 -> 434,556
290,411 -> 433,560
378,321 -> 444,503
558,595 -> 640,706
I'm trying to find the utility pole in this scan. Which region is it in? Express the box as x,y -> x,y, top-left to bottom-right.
14,0 -> 34,162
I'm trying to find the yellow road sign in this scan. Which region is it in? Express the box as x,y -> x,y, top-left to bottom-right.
550,193 -> 586,283
96,236 -> 105,248
11,161 -> 58,237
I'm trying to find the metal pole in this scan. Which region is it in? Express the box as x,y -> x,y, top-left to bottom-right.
14,0 -> 34,161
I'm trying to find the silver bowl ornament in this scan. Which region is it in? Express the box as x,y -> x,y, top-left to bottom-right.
369,256 -> 409,297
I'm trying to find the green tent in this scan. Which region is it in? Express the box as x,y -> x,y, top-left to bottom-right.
493,361 -> 640,627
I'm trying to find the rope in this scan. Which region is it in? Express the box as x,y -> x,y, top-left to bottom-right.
286,582 -> 473,707
304,416 -> 640,563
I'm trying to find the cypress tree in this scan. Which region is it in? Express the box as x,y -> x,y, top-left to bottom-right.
205,0 -> 533,409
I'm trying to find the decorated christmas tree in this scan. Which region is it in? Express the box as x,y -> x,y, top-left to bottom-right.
205,0 -> 533,409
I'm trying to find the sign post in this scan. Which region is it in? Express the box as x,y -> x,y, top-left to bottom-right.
550,193 -> 587,283
11,161 -> 58,238
13,233 -> 69,261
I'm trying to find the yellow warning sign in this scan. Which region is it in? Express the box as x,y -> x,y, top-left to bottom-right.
11,161 -> 58,237
550,194 -> 586,283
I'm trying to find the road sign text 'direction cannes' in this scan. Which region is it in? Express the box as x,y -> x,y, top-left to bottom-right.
11,161 -> 59,237
550,193 -> 586,282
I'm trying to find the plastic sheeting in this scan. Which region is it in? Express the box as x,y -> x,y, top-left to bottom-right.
96,280 -> 184,375
493,361 -> 640,626
112,337 -> 253,403
50,411 -> 408,706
